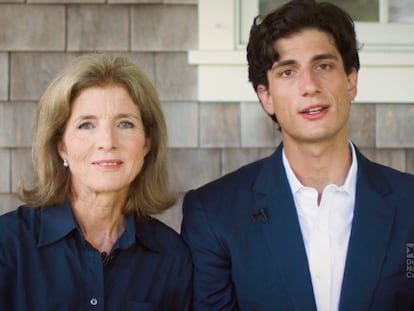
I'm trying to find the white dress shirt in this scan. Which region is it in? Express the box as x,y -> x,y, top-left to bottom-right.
282,143 -> 358,311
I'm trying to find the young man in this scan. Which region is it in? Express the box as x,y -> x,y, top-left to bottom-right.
181,0 -> 414,310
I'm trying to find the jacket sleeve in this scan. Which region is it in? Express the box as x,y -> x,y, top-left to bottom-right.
172,249 -> 193,311
181,190 -> 239,311
0,222 -> 11,309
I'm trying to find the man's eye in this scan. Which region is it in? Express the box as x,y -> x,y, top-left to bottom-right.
119,121 -> 134,128
281,69 -> 294,77
317,63 -> 332,71
78,122 -> 94,129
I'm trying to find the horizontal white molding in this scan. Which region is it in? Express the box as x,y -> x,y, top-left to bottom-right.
190,50 -> 414,103
356,23 -> 414,46
189,50 -> 414,66
357,66 -> 414,103
359,51 -> 414,66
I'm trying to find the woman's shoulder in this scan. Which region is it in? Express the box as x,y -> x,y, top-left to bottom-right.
0,205 -> 39,233
0,206 -> 41,259
140,216 -> 190,259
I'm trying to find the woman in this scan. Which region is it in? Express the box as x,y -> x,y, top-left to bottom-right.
0,54 -> 191,310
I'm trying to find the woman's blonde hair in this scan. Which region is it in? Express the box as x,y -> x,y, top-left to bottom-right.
18,53 -> 175,216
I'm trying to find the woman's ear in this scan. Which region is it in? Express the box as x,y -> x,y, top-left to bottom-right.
57,140 -> 67,160
144,138 -> 151,157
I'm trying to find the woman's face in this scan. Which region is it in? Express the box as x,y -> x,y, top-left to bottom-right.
58,84 -> 150,199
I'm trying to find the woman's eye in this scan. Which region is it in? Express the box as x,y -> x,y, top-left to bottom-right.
78,122 -> 94,129
119,121 -> 134,128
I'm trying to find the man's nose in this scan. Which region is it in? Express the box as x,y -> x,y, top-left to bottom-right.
300,68 -> 320,96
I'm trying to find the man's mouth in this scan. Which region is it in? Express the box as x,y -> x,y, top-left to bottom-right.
300,105 -> 329,115
306,107 -> 324,114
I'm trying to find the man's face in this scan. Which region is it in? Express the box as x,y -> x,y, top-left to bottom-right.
257,29 -> 358,147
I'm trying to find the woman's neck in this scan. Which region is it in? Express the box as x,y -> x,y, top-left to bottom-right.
70,192 -> 127,253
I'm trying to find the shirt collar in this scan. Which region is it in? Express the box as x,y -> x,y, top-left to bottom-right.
37,201 -> 78,248
108,213 -> 161,254
282,141 -> 358,196
38,201 -> 161,253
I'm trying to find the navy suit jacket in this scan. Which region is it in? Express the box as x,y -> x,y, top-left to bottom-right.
182,144 -> 414,310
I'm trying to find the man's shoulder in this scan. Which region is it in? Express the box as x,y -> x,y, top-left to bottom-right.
182,151 -> 281,216
196,155 -> 271,194
358,151 -> 414,192
377,163 -> 414,191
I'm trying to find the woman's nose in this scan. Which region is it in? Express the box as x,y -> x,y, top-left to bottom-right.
97,126 -> 117,150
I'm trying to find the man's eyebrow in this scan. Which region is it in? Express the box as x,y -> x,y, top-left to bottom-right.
271,59 -> 297,71
271,53 -> 339,71
312,53 -> 338,62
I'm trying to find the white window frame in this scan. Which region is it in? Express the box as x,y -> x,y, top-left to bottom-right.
189,0 -> 414,103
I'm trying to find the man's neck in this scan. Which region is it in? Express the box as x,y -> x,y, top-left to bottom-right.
283,138 -> 352,195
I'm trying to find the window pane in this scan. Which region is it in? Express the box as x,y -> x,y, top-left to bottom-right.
259,0 -> 289,14
390,0 -> 414,23
259,0 -> 379,22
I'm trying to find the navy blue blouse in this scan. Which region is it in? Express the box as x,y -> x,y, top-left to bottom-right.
0,202 -> 192,311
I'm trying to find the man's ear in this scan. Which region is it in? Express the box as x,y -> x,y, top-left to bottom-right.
347,69 -> 358,101
257,84 -> 275,115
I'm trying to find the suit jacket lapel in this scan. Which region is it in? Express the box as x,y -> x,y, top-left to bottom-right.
339,149 -> 396,311
252,145 -> 317,311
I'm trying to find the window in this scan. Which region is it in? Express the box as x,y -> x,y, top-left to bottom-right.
190,0 -> 414,103
239,0 -> 414,49
259,0 -> 414,23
